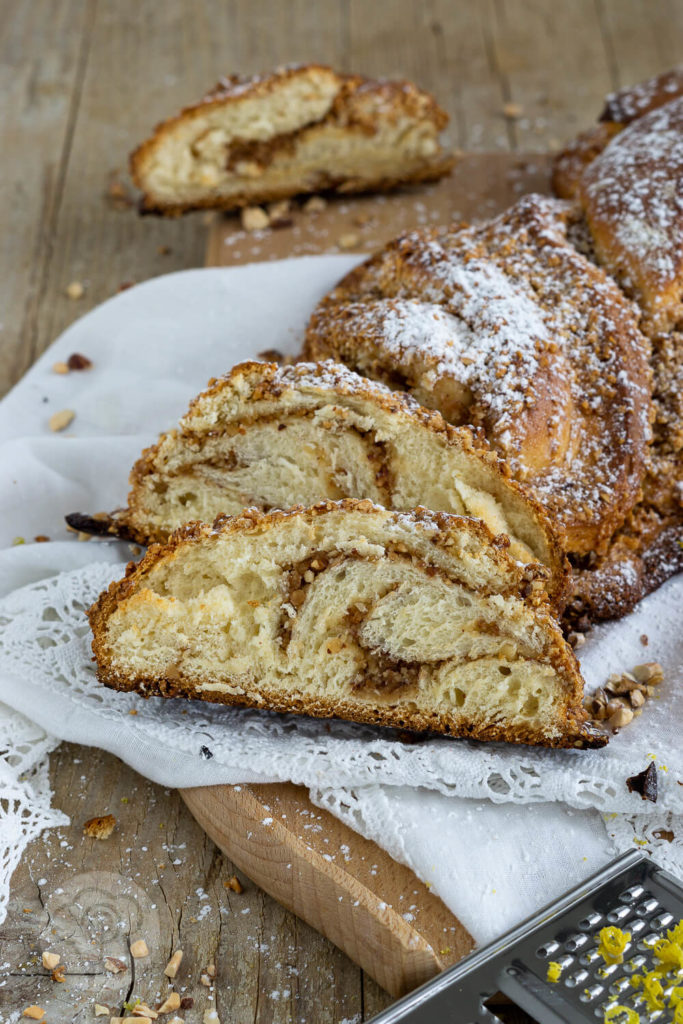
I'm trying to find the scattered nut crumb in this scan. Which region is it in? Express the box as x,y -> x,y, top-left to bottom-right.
132,1003 -> 157,1018
94,1006 -> 109,1017
106,171 -> 135,210
608,705 -> 633,730
117,280 -> 135,292
34,535 -> 49,543
267,199 -> 293,227
104,955 -> 127,973
203,1010 -> 220,1024
22,1008 -> 45,1020
502,102 -> 524,118
164,950 -> 183,978
167,1018 -> 185,1024
640,633 -> 649,646
51,963 -> 66,982
241,206 -> 270,231
83,814 -> 116,839
158,992 -> 181,1013
77,531 -> 92,542
626,761 -> 658,802
52,361 -> 69,374
157,245 -> 172,255
206,962 -> 216,978
49,408 -> 75,432
42,950 -> 60,969
67,352 -> 93,371
632,662 -> 663,684
179,997 -> 194,1010
303,195 -> 326,213
225,874 -> 243,893
338,232 -> 359,250
200,971 -> 212,986
66,280 -> 85,299
130,938 -> 149,958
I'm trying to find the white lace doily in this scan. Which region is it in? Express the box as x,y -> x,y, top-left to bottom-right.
1,561 -> 682,813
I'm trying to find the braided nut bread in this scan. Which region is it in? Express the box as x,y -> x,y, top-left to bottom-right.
303,194 -> 652,562
130,64 -> 454,215
66,361 -> 566,603
89,501 -> 600,748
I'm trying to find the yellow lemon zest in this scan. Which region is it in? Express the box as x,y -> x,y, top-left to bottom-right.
674,1002 -> 683,1024
670,986 -> 683,1007
546,961 -> 562,983
604,1006 -> 639,1023
641,973 -> 666,1012
669,922 -> 683,946
654,937 -> 683,972
597,926 -> 632,965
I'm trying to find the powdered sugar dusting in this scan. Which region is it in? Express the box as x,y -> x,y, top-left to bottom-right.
601,65 -> 683,124
583,95 -> 683,318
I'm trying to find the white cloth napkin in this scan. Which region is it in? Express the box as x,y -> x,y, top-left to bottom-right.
1,261 -> 681,942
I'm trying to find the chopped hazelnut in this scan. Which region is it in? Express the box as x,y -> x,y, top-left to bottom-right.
632,662 -> 663,684
104,955 -> 127,973
338,232 -> 359,250
502,102 -> 524,118
608,706 -> 634,730
51,963 -> 66,982
207,963 -> 216,978
132,1005 -> 157,1019
42,950 -> 60,969
241,206 -> 270,231
22,1008 -> 45,1021
67,352 -> 92,370
203,1011 -> 221,1024
52,361 -> 69,374
66,280 -> 85,299
200,971 -> 212,986
630,689 -> 646,709
130,938 -> 149,958
224,875 -> 243,893
267,199 -> 292,227
157,992 -> 181,1013
49,408 -> 75,432
303,195 -> 327,213
164,949 -> 183,977
83,814 -> 116,839
94,1006 -> 109,1017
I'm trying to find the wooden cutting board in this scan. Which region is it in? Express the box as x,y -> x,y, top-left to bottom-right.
180,153 -> 552,998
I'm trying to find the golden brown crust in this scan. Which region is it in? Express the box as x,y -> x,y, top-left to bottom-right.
88,500 -> 599,749
551,123 -> 622,199
130,64 -> 454,215
302,195 -> 652,564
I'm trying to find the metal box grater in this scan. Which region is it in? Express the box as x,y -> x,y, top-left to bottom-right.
370,850 -> 683,1023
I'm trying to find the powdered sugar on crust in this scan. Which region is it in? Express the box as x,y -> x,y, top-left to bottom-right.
601,65 -> 683,124
306,194 -> 652,555
582,96 -> 683,324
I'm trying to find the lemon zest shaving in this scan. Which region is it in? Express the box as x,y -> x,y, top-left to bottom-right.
546,961 -> 562,983
597,926 -> 631,965
604,1006 -> 639,1023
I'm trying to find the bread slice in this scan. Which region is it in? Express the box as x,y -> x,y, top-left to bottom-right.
89,501 -> 599,748
66,360 -> 566,603
130,64 -> 454,214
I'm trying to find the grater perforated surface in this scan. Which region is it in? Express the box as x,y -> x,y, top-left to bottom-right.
370,852 -> 683,1023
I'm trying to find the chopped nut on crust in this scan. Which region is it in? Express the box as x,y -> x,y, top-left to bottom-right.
22,1009 -> 45,1021
241,206 -> 269,231
49,408 -> 75,432
130,938 -> 149,958
83,813 -> 116,839
158,992 -> 181,1013
164,949 -> 183,977
224,875 -> 243,893
104,955 -> 127,973
42,950 -> 60,969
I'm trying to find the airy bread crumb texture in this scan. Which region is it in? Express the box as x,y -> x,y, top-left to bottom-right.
74,360 -> 566,605
130,64 -> 453,214
90,501 -> 598,749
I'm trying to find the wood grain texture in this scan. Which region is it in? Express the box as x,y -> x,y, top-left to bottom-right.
180,784 -> 472,997
3,3 -> 683,1022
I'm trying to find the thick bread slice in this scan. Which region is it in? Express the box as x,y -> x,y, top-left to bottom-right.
130,64 -> 454,215
89,501 -> 599,748
67,360 -> 566,604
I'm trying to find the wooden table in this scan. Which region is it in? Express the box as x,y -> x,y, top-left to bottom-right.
2,2 -> 682,1020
